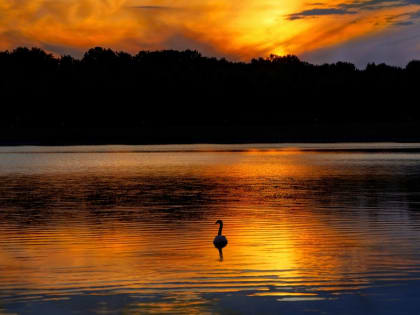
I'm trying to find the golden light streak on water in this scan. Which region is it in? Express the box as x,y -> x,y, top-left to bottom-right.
0,144 -> 420,314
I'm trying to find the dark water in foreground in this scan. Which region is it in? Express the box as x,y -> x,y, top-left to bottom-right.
1,143 -> 420,314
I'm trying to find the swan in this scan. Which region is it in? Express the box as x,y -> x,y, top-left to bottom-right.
213,220 -> 228,248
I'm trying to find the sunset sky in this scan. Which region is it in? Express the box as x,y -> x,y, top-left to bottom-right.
1,0 -> 420,66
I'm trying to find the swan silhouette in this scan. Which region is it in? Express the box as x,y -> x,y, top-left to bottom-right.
213,220 -> 228,248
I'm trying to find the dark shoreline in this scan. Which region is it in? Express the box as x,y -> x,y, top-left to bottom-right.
3,47 -> 420,144
1,122 -> 419,146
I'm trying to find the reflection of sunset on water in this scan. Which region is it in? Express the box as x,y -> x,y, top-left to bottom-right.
0,212 -> 372,294
1,146 -> 420,313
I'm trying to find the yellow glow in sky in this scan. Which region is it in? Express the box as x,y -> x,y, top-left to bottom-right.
0,0 -> 420,61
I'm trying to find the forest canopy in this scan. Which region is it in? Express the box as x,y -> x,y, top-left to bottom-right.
0,47 -> 419,143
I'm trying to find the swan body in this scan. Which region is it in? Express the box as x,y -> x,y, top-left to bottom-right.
213,220 -> 228,248
214,235 -> 228,246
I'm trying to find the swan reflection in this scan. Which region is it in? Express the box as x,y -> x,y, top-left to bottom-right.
216,246 -> 224,261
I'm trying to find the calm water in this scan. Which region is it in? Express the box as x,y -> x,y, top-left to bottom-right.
1,144 -> 420,314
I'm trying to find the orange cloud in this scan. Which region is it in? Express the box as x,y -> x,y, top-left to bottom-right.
0,0 -> 419,59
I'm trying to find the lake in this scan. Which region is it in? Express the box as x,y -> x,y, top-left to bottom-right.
0,143 -> 420,314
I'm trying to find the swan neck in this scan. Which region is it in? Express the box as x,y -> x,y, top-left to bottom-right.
218,222 -> 223,236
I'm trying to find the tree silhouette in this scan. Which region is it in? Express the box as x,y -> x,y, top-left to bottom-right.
0,46 -> 419,144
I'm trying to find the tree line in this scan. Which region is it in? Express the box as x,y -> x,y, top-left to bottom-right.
0,46 -> 419,131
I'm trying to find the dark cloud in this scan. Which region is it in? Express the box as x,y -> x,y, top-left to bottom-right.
389,9 -> 420,25
288,8 -> 356,20
287,0 -> 407,21
395,20 -> 414,25
340,0 -> 405,11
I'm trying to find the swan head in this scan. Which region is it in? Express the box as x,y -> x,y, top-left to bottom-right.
215,220 -> 223,225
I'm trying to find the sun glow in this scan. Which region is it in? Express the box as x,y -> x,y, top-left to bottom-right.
0,0 -> 419,59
